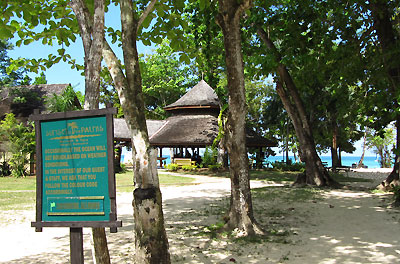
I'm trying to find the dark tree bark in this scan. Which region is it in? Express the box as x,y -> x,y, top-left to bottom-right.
69,1 -> 110,263
102,0 -> 170,262
331,116 -> 340,171
357,131 -> 367,168
114,145 -> 122,173
70,0 -> 103,110
216,0 -> 263,236
257,27 -> 339,187
370,0 -> 400,189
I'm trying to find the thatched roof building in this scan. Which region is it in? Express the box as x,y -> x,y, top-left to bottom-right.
114,80 -> 276,148
0,84 -> 80,120
164,80 -> 220,111
0,84 -> 81,153
114,118 -> 166,142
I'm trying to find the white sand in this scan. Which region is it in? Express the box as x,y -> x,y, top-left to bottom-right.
1,169 -> 400,263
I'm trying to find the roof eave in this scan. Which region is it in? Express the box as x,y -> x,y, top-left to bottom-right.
164,105 -> 220,111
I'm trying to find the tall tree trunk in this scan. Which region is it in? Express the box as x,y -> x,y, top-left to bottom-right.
331,117 -> 339,171
69,1 -> 110,263
216,0 -> 263,236
257,27 -> 339,187
102,0 -> 170,262
370,0 -> 400,188
217,139 -> 228,169
285,119 -> 290,165
357,131 -> 367,168
115,145 -> 122,173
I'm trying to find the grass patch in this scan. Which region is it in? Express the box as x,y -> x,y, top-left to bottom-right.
180,169 -> 230,178
198,222 -> 227,239
182,169 -> 298,182
183,168 -> 374,184
252,186 -> 322,202
0,176 -> 36,211
0,191 -> 35,210
249,170 -> 298,182
116,171 -> 197,192
0,176 -> 36,191
330,173 -> 372,183
0,172 -> 197,210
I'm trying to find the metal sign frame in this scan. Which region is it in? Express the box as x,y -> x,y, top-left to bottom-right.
31,108 -> 122,232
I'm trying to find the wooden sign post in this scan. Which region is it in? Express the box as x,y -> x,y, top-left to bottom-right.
30,108 -> 122,263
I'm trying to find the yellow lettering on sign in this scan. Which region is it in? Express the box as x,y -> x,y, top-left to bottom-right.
87,152 -> 106,158
92,167 -> 105,172
86,182 -> 98,187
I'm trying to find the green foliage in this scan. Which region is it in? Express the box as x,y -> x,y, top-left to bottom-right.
270,160 -> 305,172
0,113 -> 35,177
366,127 -> 395,168
9,86 -> 43,117
181,164 -> 197,171
99,67 -> 124,118
1,0 -> 81,73
46,85 -> 81,112
183,1 -> 224,90
201,147 -> 219,168
166,163 -> 179,172
0,161 -> 11,177
392,185 -> 400,206
32,72 -> 47,84
0,40 -> 30,87
208,164 -> 221,172
246,0 -> 366,156
140,41 -> 196,119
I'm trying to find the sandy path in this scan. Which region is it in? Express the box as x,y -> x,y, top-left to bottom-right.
281,190 -> 400,263
1,171 -> 400,263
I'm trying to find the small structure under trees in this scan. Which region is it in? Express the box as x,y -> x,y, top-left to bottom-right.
114,80 -> 276,166
0,84 -> 82,176
0,84 -> 81,121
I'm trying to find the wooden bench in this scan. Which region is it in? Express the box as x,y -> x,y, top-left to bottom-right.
173,158 -> 196,167
336,167 -> 351,172
333,166 -> 351,176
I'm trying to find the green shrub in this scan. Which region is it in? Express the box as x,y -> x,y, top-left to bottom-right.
181,165 -> 197,171
0,113 -> 35,177
166,163 -> 179,172
201,147 -> 218,167
120,163 -> 128,173
392,185 -> 400,206
208,164 -> 221,172
0,161 -> 11,177
271,160 -> 305,172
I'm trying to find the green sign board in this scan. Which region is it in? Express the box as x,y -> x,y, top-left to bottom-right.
41,116 -> 110,221
31,108 -> 121,231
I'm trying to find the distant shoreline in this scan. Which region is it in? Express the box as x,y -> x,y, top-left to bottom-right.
351,167 -> 392,173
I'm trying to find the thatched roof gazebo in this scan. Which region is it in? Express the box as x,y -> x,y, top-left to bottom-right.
0,84 -> 81,154
0,84 -> 80,121
150,80 -> 221,147
114,80 -> 276,167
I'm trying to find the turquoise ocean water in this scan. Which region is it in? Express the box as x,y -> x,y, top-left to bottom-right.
265,155 -> 381,169
121,154 -> 382,169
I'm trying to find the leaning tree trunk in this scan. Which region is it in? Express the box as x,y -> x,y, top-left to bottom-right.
370,0 -> 400,189
102,0 -> 170,262
331,116 -> 340,172
216,0 -> 263,236
257,27 -> 338,187
357,131 -> 367,168
69,1 -> 110,263
114,145 -> 123,173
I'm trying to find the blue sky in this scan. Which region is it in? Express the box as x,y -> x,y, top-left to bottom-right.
7,4 -> 154,94
6,5 -> 376,157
